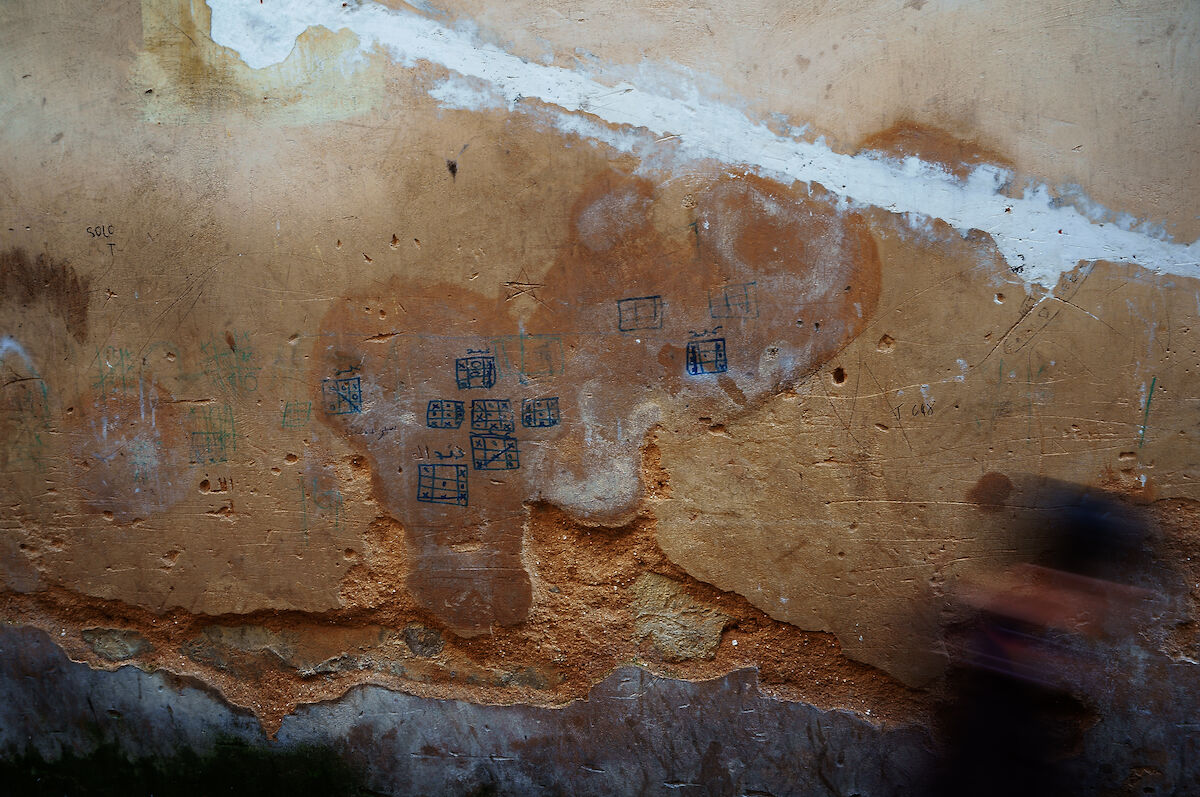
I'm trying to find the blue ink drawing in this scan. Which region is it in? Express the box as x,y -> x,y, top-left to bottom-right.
686,338 -> 728,375
471,398 -> 514,433
322,376 -> 362,415
417,463 -> 468,506
427,399 -> 465,429
709,282 -> 758,318
617,295 -> 663,332
456,355 -> 497,390
522,397 -> 560,428
470,434 -> 520,470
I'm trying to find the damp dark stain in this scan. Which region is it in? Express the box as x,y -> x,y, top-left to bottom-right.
225,331 -> 237,352
966,471 -> 1013,512
445,159 -> 458,179
0,247 -> 90,343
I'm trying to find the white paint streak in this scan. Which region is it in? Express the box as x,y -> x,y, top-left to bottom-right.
0,336 -> 37,372
205,0 -> 1200,289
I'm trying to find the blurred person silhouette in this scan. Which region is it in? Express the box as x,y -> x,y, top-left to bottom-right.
932,485 -> 1158,797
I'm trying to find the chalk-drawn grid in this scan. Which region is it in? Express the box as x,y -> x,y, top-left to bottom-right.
200,334 -> 260,392
686,338 -> 728,375
92,346 -> 136,397
490,334 -> 565,383
617,295 -> 663,331
522,397 -> 560,428
3,377 -> 49,419
709,282 -> 758,318
470,434 -> 520,470
471,399 -> 514,433
127,438 -> 158,484
417,463 -> 468,506
189,405 -> 236,464
3,379 -> 50,472
281,400 -> 312,429
427,399 -> 465,429
5,424 -> 47,472
456,355 -> 497,390
323,376 -> 362,415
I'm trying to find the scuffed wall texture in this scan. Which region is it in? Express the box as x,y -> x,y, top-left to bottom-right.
2,0 -> 1199,792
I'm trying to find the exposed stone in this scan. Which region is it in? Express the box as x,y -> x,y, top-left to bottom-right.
402,625 -> 443,658
632,573 -> 732,661
81,628 -> 152,662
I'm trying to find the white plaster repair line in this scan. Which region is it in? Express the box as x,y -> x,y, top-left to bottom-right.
205,0 -> 1200,290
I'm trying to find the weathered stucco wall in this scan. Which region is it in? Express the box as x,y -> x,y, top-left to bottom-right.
2,0 -> 1199,792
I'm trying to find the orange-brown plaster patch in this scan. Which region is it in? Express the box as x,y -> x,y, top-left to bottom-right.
314,168 -> 882,639
858,121 -> 1013,180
